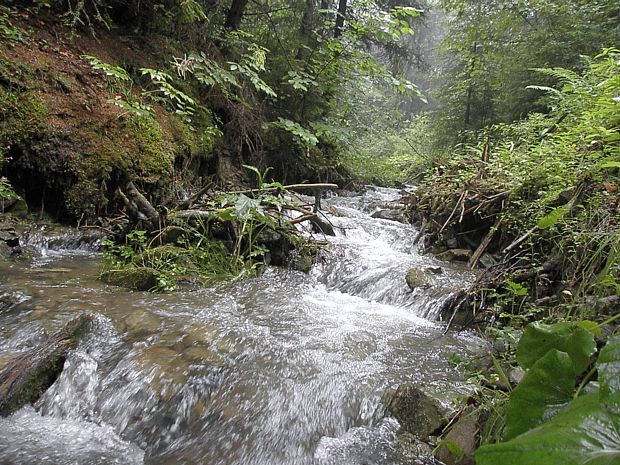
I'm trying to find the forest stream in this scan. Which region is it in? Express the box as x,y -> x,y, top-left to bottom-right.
0,187 -> 484,465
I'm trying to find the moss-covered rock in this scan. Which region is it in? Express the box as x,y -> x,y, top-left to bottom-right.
0,313 -> 93,417
405,268 -> 433,290
100,267 -> 160,291
384,384 -> 447,438
437,248 -> 472,263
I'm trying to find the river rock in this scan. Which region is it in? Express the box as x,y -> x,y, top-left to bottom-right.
0,313 -> 93,416
180,323 -> 219,347
393,432 -> 437,465
385,384 -> 447,438
435,406 -> 480,465
371,209 -> 407,223
437,249 -> 472,263
405,268 -> 433,290
100,267 -> 159,291
255,228 -> 293,266
479,253 -> 497,269
446,238 -> 458,249
1,196 -> 28,218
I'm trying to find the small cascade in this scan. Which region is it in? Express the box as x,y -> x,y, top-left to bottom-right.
315,186 -> 475,320
20,224 -> 105,261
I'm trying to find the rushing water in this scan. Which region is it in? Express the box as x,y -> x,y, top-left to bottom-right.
0,187 -> 482,465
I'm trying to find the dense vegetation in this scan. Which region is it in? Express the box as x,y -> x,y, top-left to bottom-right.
0,0 -> 619,463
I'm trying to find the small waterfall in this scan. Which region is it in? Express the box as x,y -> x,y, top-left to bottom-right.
315,186 -> 475,320
20,224 -> 105,262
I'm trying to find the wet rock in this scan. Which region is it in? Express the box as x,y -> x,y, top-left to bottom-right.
291,253 -> 313,273
479,253 -> 497,269
437,249 -> 472,263
155,226 -> 185,245
0,227 -> 19,248
371,208 -> 407,223
405,268 -> 433,290
100,267 -> 159,291
255,228 -> 293,266
385,384 -> 447,438
1,196 -> 28,218
0,314 -> 93,416
435,407 -> 480,465
0,291 -> 28,314
446,238 -> 458,249
180,323 -> 219,347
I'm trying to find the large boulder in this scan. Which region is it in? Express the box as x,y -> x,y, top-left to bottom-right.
0,314 -> 93,416
385,384 -> 447,438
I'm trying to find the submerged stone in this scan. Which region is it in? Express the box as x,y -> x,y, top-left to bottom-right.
371,208 -> 407,223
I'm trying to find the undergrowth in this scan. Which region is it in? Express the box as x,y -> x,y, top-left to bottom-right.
419,48 -> 620,465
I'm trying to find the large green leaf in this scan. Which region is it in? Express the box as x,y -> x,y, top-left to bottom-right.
538,204 -> 570,229
516,322 -> 596,374
234,194 -> 262,220
597,335 -> 620,413
476,393 -> 620,465
505,349 -> 575,440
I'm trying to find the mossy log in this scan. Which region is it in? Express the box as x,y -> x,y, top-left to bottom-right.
0,313 -> 93,417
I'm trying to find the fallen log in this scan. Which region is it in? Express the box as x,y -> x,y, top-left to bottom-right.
0,313 -> 93,417
286,205 -> 336,236
229,183 -> 339,195
118,182 -> 162,231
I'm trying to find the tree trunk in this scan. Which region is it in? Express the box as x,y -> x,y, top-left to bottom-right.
334,0 -> 347,37
225,0 -> 249,30
300,0 -> 316,39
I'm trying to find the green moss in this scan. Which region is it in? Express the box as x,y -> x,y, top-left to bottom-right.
100,267 -> 160,291
0,89 -> 48,152
125,115 -> 173,182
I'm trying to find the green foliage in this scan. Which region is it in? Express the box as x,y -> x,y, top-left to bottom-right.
504,349 -> 575,440
83,55 -> 131,85
597,335 -> 620,413
270,118 -> 318,147
0,6 -> 26,44
476,323 -> 620,465
434,0 -> 619,136
516,322 -> 597,373
416,49 -> 620,303
102,175 -> 305,291
0,177 -> 18,201
477,392 -> 620,465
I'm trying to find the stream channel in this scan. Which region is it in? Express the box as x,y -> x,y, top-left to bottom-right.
0,187 -> 483,465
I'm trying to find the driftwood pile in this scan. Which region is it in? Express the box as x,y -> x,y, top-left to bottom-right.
117,181 -> 337,241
